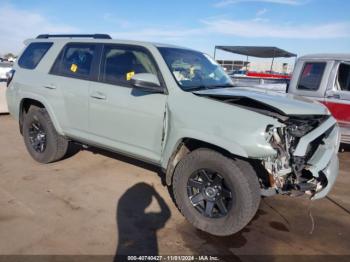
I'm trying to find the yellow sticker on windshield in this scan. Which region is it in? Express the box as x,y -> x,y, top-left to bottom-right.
70,63 -> 78,73
126,71 -> 135,81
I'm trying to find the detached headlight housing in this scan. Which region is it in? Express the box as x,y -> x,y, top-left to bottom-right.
286,123 -> 313,137
285,116 -> 329,138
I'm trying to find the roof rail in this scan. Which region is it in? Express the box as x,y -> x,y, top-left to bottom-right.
36,34 -> 112,39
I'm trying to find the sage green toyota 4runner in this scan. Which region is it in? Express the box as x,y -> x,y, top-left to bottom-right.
6,34 -> 340,236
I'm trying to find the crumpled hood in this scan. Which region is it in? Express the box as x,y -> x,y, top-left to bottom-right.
194,87 -> 329,116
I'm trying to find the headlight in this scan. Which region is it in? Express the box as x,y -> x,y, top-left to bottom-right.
287,123 -> 313,137
6,69 -> 15,87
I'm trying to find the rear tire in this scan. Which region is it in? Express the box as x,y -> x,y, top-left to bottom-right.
23,106 -> 68,163
172,148 -> 260,236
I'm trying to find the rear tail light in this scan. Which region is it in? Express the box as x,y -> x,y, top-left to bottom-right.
6,69 -> 15,87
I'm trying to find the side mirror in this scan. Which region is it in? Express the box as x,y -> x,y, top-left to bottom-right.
130,73 -> 163,93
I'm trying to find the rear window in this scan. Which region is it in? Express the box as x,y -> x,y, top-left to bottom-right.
50,43 -> 96,79
18,42 -> 53,69
297,62 -> 326,91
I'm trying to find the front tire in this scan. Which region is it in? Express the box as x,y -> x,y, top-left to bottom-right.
172,148 -> 261,236
23,106 -> 68,163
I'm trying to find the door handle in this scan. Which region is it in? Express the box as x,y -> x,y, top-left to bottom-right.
325,90 -> 341,99
44,84 -> 56,90
326,94 -> 340,99
90,92 -> 107,100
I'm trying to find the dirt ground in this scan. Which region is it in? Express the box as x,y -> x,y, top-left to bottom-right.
0,114 -> 349,258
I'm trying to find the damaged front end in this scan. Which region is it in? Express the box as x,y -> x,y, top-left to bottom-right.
263,115 -> 340,199
193,88 -> 340,200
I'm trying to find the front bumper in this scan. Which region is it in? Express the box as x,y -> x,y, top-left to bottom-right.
293,117 -> 340,200
312,153 -> 339,200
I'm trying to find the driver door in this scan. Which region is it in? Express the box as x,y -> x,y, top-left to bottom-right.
324,62 -> 350,126
88,44 -> 167,163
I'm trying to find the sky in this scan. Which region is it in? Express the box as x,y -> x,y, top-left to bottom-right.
0,0 -> 349,61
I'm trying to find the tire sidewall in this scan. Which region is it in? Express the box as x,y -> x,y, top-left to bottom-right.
23,108 -> 56,163
173,149 -> 258,236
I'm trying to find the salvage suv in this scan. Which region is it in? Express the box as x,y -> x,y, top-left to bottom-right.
6,34 -> 340,236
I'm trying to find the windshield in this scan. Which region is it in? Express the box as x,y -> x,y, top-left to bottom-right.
158,47 -> 233,91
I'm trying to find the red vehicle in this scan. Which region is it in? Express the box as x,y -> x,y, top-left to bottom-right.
287,54 -> 350,144
246,71 -> 291,79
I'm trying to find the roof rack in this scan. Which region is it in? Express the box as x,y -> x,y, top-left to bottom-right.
36,34 -> 112,39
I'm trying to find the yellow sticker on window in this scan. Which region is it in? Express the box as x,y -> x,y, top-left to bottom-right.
126,71 -> 135,81
189,66 -> 195,77
70,64 -> 78,73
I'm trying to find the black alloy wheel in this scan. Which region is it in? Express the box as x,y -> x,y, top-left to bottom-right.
187,169 -> 233,218
28,121 -> 47,153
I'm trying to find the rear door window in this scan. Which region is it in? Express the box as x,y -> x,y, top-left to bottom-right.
297,62 -> 326,91
18,42 -> 53,69
51,43 -> 96,79
99,45 -> 158,86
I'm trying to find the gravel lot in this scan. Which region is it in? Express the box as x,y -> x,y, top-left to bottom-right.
0,114 -> 349,257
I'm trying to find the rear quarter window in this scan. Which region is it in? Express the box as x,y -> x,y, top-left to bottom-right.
18,42 -> 53,69
297,62 -> 326,91
337,63 -> 350,91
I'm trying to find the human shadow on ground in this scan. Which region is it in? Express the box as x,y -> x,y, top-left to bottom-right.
114,182 -> 171,260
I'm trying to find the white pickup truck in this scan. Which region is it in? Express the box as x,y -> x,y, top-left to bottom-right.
0,62 -> 12,113
287,54 -> 350,144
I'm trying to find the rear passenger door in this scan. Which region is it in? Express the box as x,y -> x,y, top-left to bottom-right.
88,44 -> 167,163
50,43 -> 98,137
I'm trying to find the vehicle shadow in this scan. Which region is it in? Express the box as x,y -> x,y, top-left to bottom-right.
64,144 -> 167,185
62,142 -> 84,160
177,209 -> 269,260
114,182 -> 171,260
340,143 -> 350,152
177,199 -> 293,259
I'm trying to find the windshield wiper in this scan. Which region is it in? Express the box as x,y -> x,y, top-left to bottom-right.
185,84 -> 234,91
208,84 -> 235,89
184,85 -> 210,91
